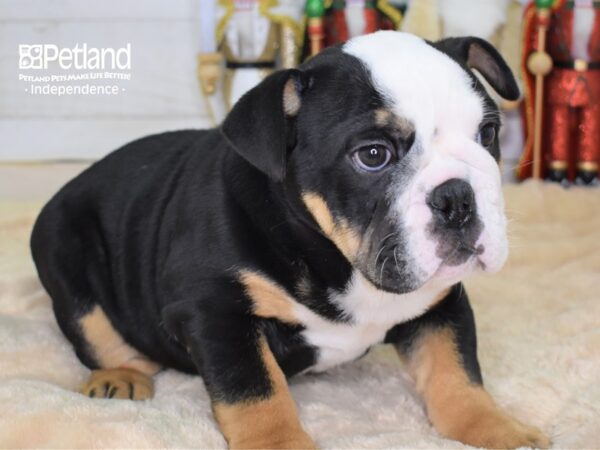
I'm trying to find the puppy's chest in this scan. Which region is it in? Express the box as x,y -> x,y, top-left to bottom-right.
300,317 -> 390,373
295,272 -> 444,372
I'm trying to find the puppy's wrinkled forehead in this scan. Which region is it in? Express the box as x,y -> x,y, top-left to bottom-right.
344,32 -> 484,139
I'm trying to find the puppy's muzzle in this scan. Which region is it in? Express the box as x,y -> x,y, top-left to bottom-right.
426,178 -> 484,268
427,178 -> 475,230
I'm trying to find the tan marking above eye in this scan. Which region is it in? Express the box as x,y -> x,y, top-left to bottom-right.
301,193 -> 361,262
239,270 -> 300,324
78,304 -> 161,375
375,109 -> 393,126
373,108 -> 414,138
213,337 -> 315,449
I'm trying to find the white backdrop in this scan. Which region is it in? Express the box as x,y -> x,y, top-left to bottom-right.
0,0 -> 212,161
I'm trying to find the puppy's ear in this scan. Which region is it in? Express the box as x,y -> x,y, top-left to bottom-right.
220,69 -> 308,181
434,37 -> 520,101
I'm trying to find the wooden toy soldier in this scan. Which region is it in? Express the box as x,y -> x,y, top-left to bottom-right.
519,0 -> 600,185
197,0 -> 304,123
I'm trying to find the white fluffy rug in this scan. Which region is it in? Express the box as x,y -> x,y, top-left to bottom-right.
1,182 -> 599,448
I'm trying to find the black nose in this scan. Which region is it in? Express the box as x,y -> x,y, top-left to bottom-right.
427,178 -> 475,228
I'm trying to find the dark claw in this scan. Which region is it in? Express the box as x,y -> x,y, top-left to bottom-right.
108,386 -> 118,398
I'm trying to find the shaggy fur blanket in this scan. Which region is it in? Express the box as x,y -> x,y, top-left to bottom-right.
0,181 -> 598,448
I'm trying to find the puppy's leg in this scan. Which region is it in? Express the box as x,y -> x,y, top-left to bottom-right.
31,209 -> 160,401
386,284 -> 550,449
77,304 -> 161,400
183,317 -> 315,450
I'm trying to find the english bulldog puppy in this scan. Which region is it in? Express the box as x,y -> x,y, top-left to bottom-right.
31,31 -> 550,449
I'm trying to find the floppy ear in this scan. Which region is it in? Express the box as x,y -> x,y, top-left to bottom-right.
220,69 -> 308,181
434,37 -> 520,101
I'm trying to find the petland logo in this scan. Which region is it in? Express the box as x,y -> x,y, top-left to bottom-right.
19,43 -> 131,70
18,43 -> 132,96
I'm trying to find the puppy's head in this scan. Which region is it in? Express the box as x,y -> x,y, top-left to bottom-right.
222,31 -> 519,294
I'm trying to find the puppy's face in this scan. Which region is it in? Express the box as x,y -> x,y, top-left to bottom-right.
222,32 -> 520,294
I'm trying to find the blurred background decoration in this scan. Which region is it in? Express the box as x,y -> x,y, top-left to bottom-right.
1,0 -> 598,185
518,0 -> 600,185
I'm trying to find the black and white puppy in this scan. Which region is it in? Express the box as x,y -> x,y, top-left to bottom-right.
31,32 -> 550,449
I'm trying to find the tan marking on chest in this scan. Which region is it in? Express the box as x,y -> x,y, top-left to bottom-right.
79,305 -> 161,375
213,338 -> 315,449
302,193 -> 361,262
239,270 -> 300,324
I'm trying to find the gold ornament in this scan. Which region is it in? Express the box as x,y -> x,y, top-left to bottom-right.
526,51 -> 553,76
197,52 -> 224,96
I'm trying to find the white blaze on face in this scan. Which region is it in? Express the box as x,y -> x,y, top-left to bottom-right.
344,31 -> 508,287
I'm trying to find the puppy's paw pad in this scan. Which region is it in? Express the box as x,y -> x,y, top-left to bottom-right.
79,368 -> 154,401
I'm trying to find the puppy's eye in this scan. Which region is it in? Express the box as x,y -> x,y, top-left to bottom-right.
477,124 -> 496,147
352,144 -> 393,172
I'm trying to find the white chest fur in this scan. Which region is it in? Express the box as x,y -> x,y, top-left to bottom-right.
295,271 -> 448,372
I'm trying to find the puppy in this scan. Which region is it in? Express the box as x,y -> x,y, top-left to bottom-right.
31,31 -> 550,449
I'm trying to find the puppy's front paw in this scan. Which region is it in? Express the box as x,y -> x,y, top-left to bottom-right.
447,409 -> 551,449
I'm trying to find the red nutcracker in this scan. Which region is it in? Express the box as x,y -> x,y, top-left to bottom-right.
306,0 -> 326,55
519,0 -> 600,185
305,0 -> 402,58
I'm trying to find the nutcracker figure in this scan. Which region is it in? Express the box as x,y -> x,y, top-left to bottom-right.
306,0 -> 326,55
197,0 -> 305,124
519,0 -> 600,185
304,0 -> 403,58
